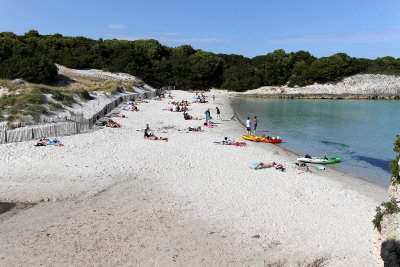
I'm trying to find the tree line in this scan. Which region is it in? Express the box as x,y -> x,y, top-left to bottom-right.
1,30 -> 400,91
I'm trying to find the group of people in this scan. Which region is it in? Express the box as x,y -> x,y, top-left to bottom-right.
246,116 -> 258,135
220,137 -> 246,146
155,92 -> 166,100
193,92 -> 208,103
170,100 -> 189,112
204,107 -> 221,124
143,127 -> 168,142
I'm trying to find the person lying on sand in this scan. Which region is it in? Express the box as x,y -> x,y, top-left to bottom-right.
116,114 -> 127,118
188,126 -> 202,132
220,137 -> 246,146
253,162 -> 284,171
254,162 -> 276,170
222,137 -> 234,145
107,119 -> 122,128
144,129 -> 168,142
35,138 -> 64,147
131,105 -> 138,112
233,142 -> 246,146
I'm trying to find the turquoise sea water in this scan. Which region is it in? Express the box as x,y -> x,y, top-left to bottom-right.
231,98 -> 400,186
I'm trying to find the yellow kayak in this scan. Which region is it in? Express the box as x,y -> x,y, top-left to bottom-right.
241,135 -> 282,143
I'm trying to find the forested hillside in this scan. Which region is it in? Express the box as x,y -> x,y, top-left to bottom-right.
1,30 -> 400,91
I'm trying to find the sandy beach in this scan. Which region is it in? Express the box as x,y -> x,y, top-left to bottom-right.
0,90 -> 387,266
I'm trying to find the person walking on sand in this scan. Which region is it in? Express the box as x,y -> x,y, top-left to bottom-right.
253,116 -> 258,134
216,107 -> 221,120
246,117 -> 252,135
213,95 -> 215,101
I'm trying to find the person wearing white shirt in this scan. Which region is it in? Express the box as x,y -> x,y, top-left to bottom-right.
246,117 -> 251,135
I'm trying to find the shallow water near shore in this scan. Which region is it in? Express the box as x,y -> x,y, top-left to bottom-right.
231,98 -> 400,186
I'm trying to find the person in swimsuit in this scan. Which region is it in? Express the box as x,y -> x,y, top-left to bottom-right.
254,162 -> 276,170
144,129 -> 168,142
253,116 -> 258,134
188,126 -> 202,131
107,119 -> 122,128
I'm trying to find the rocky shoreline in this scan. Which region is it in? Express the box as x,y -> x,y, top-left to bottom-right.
237,74 -> 400,99
373,158 -> 400,266
237,94 -> 400,100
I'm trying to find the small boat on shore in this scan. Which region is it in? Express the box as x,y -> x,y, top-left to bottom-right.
297,157 -> 341,164
241,135 -> 282,143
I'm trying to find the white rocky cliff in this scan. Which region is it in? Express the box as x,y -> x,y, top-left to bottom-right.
374,158 -> 400,267
241,74 -> 400,98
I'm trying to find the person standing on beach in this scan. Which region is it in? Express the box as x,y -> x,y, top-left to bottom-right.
213,95 -> 215,101
205,109 -> 211,124
253,116 -> 258,134
216,107 -> 221,119
246,117 -> 252,135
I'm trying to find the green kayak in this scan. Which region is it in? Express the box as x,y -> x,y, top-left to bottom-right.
297,157 -> 341,164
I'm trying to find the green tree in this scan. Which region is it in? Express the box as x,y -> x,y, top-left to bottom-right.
24,29 -> 40,38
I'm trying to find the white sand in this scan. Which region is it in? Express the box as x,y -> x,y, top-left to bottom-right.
0,90 -> 387,266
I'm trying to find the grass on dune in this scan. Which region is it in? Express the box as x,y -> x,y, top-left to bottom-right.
0,76 -> 142,127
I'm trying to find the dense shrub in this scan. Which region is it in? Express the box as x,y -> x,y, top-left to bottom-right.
391,135 -> 400,182
0,30 -> 399,90
373,136 -> 400,232
373,198 -> 400,232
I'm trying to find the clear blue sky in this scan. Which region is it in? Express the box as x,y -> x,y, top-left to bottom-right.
1,0 -> 399,59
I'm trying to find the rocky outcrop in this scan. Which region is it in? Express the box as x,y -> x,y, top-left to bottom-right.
374,158 -> 400,266
240,74 -> 400,99
373,214 -> 400,267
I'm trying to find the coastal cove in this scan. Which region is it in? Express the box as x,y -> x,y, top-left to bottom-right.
231,97 -> 400,186
0,90 -> 387,266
